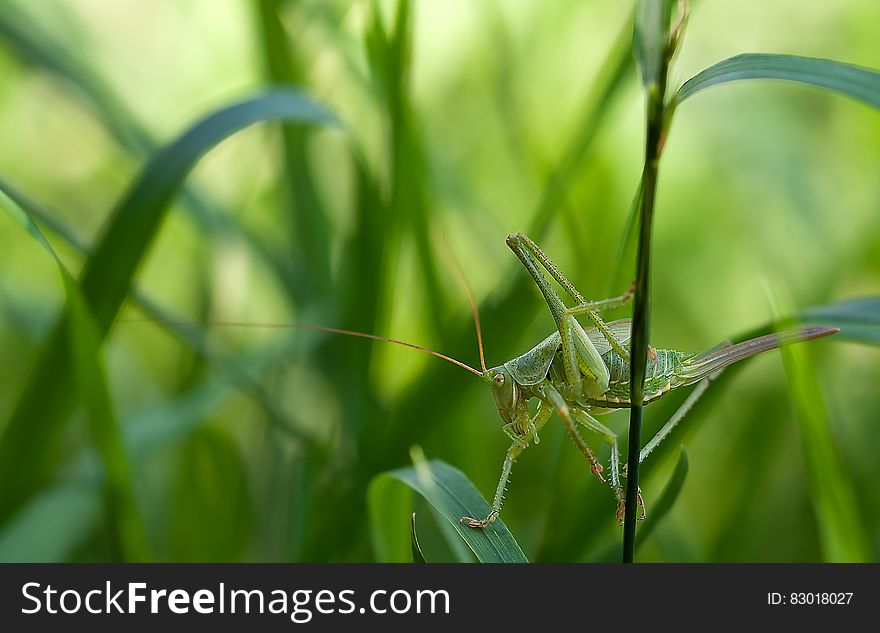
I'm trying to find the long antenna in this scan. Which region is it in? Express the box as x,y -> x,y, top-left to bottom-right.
122,318 -> 485,377
436,234 -> 488,374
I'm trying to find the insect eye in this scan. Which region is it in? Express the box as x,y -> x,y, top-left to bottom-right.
493,374 -> 505,386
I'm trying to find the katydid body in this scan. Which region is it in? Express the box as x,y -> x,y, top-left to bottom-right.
460,233 -> 838,528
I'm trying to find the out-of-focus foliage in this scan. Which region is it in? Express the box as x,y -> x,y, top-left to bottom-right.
0,0 -> 877,562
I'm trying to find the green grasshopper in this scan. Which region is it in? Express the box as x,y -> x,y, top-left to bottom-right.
160,232 -> 837,527
454,233 -> 837,527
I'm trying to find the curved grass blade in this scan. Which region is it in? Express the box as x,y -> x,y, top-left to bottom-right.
369,460 -> 527,563
635,446 -> 688,551
0,189 -> 148,560
0,179 -> 314,444
0,90 -> 338,527
411,513 -> 427,563
0,4 -> 303,298
798,297 -> 880,346
80,89 -> 336,330
675,54 -> 880,110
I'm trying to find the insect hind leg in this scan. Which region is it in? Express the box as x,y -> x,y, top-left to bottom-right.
507,232 -> 632,364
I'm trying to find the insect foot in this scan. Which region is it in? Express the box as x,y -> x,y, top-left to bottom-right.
591,461 -> 606,483
615,490 -> 647,526
501,423 -> 531,450
460,513 -> 496,529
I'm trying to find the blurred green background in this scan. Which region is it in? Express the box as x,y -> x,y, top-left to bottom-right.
0,0 -> 878,562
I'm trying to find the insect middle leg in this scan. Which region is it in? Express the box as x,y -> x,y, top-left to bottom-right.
543,385 -> 606,483
570,408 -> 646,523
461,401 -> 553,529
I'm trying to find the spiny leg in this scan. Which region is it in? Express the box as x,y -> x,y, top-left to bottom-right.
505,234 -> 608,397
571,408 -> 645,523
461,402 -> 553,529
567,279 -> 636,314
638,368 -> 724,464
613,368 -> 724,523
571,409 -> 622,498
544,385 -> 606,483
565,284 -> 635,362
506,232 -> 633,361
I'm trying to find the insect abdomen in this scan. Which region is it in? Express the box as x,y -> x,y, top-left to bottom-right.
592,348 -> 690,405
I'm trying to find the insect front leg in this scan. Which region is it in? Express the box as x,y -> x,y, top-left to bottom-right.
462,402 -> 553,529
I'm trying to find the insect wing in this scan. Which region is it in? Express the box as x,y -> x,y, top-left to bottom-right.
583,318 -> 632,356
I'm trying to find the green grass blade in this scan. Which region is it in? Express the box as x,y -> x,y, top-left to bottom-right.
0,90 -> 338,527
633,0 -> 674,90
675,54 -> 880,110
0,188 -> 148,561
0,485 -> 101,562
64,279 -> 149,562
0,178 -> 315,444
410,513 -> 427,563
635,447 -> 688,551
254,0 -> 332,302
733,297 -> 880,347
79,89 -> 336,330
798,297 -> 880,345
778,338 -> 871,561
0,4 -> 306,299
368,470 -> 415,563
625,0 -> 677,563
369,460 -> 527,563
